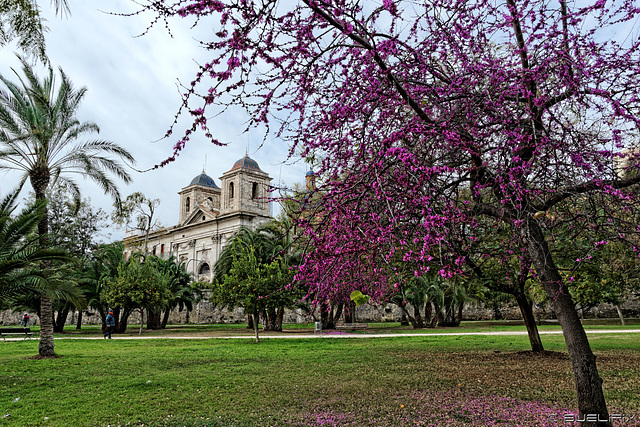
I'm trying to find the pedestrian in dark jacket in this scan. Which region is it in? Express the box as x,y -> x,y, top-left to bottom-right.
104,311 -> 115,339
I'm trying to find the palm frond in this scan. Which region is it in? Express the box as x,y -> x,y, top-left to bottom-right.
0,56 -> 135,208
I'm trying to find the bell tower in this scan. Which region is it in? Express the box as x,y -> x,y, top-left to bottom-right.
220,154 -> 272,216
178,171 -> 221,224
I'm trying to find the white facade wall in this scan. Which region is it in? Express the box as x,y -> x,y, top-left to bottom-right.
123,155 -> 272,282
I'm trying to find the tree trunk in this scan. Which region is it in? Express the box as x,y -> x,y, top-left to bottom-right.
426,302 -> 438,327
615,305 -> 626,326
514,291 -> 544,352
54,307 -> 70,333
400,312 -> 410,326
440,304 -> 459,327
139,308 -> 144,335
263,308 -> 277,331
493,304 -> 504,320
76,310 -> 83,330
161,308 -> 171,329
247,313 -> 254,329
146,309 -> 162,330
343,308 -> 351,323
332,303 -> 343,326
413,305 -> 425,328
398,304 -> 419,328
115,307 -> 133,334
524,220 -> 609,426
320,305 -> 329,328
424,303 -> 433,328
38,295 -> 55,356
344,301 -> 356,323
111,307 -> 120,333
320,302 -> 343,329
33,176 -> 55,357
275,306 -> 284,332
253,308 -> 260,342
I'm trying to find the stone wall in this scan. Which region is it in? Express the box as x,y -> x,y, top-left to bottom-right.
462,297 -> 640,321
2,292 -> 638,327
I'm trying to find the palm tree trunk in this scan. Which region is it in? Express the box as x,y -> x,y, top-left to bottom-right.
32,175 -> 56,357
424,302 -> 432,328
413,305 -> 425,328
38,295 -> 55,356
76,310 -> 83,330
54,306 -> 70,333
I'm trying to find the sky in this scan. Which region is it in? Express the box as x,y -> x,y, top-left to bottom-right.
0,0 -> 307,242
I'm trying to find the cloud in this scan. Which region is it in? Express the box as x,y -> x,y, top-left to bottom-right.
0,0 -> 307,241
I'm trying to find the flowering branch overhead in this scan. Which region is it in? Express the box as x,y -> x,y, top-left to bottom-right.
138,1 -> 640,423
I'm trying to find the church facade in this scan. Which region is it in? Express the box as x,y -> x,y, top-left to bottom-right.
122,154 -> 273,282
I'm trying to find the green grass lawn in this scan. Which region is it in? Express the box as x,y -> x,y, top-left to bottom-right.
1,327 -> 639,426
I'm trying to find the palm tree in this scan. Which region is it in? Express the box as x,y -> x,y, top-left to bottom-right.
0,190 -> 80,310
0,56 -> 134,356
214,221 -> 301,331
1,0 -> 71,62
85,242 -> 134,334
147,255 -> 200,329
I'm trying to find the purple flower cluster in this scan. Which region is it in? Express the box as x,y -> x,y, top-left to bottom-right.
140,0 -> 640,417
284,389 -> 577,426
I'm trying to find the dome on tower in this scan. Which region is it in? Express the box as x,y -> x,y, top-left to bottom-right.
231,154 -> 263,172
189,172 -> 219,188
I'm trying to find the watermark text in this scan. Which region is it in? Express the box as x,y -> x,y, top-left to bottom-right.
548,413 -> 637,423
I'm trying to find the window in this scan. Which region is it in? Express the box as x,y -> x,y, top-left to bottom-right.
185,196 -> 191,213
252,182 -> 258,200
229,182 -> 234,199
160,244 -> 165,254
152,246 -> 156,255
199,263 -> 210,275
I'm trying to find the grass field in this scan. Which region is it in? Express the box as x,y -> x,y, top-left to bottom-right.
1,323 -> 639,426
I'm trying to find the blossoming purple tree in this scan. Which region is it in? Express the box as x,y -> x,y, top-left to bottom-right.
140,0 -> 640,424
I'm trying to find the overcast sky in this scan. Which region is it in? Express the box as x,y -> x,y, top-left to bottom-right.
0,0 -> 306,242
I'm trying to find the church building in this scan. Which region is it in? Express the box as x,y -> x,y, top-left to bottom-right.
122,154 -> 273,282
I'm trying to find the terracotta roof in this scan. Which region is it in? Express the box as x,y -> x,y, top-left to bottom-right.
231,154 -> 263,172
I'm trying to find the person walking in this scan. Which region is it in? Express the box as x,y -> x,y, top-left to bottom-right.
21,313 -> 30,327
104,311 -> 115,339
